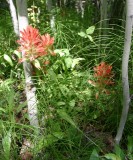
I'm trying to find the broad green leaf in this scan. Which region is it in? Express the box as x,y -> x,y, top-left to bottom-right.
54,49 -> 70,56
104,153 -> 121,160
4,54 -> 13,66
57,101 -> 66,106
87,35 -> 94,42
53,132 -> 64,139
89,149 -> 99,160
71,58 -> 84,69
86,26 -> 95,35
62,49 -> 70,56
57,109 -> 77,128
13,50 -> 21,59
64,57 -> 73,69
33,59 -> 41,69
2,130 -> 11,160
78,31 -> 87,38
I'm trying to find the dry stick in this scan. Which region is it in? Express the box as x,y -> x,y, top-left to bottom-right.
16,0 -> 39,130
115,0 -> 133,145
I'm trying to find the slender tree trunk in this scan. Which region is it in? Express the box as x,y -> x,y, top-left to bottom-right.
46,0 -> 56,32
16,0 -> 39,129
75,0 -> 85,18
115,0 -> 133,145
8,0 -> 19,36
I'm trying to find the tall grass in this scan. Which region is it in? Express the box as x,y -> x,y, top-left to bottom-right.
1,5 -> 133,158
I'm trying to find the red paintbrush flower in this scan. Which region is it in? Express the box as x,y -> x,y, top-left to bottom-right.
36,34 -> 54,57
17,25 -> 54,62
94,62 -> 114,86
41,34 -> 54,47
88,62 -> 114,99
94,62 -> 112,78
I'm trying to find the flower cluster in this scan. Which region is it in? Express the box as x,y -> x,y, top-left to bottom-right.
17,25 -> 54,62
88,62 -> 114,98
94,62 -> 114,86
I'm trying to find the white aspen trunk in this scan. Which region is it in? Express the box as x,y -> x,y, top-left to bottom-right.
16,0 -> 39,129
8,0 -> 19,36
75,0 -> 85,18
46,0 -> 56,32
79,0 -> 85,18
115,0 -> 133,145
64,0 -> 67,5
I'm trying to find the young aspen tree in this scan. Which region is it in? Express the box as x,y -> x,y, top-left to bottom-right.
46,0 -> 56,32
16,0 -> 39,129
75,0 -> 85,18
8,0 -> 19,36
115,0 -> 133,145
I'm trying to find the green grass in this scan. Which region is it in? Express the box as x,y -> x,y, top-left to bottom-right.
0,6 -> 133,160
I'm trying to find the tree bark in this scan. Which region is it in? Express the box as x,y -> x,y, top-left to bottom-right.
46,0 -> 56,32
115,0 -> 133,145
8,0 -> 19,36
16,0 -> 39,129
76,0 -> 85,18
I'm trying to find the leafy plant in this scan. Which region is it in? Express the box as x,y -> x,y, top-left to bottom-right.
78,26 -> 95,42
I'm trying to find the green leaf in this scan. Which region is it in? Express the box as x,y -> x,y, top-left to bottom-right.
13,50 -> 21,59
71,58 -> 84,69
59,84 -> 69,97
127,136 -> 133,153
33,59 -> 41,69
2,130 -> 11,160
54,49 -> 70,56
87,35 -> 94,42
57,109 -> 77,128
48,69 -> 58,82
0,108 -> 6,113
89,149 -> 99,160
114,145 -> 125,159
53,132 -> 64,139
69,99 -> 75,108
104,153 -> 121,160
4,54 -> 13,66
36,132 -> 64,152
64,57 -> 73,69
62,49 -> 70,56
78,31 -> 87,38
57,101 -> 66,106
86,26 -> 95,35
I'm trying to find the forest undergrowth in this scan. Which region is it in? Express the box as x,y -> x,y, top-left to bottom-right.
0,4 -> 133,160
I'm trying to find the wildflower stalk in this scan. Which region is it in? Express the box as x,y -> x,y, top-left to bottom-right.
8,0 -> 19,36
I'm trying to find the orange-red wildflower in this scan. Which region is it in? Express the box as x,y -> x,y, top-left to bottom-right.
94,62 -> 112,78
94,62 -> 114,86
17,25 -> 54,62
